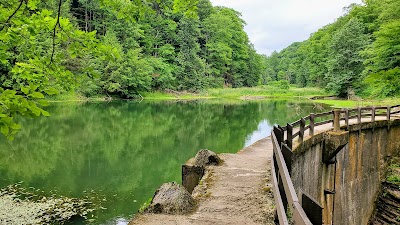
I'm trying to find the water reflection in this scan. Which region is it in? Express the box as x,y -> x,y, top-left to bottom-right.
244,120 -> 272,147
0,99 -> 328,224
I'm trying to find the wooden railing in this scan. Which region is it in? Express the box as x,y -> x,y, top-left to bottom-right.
271,104 -> 400,225
278,105 -> 400,149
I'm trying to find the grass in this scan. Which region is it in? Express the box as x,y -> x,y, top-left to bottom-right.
138,197 -> 152,213
206,86 -> 326,99
46,86 -> 399,108
387,175 -> 400,185
386,161 -> 400,185
314,98 -> 400,108
141,86 -> 327,100
140,91 -> 214,100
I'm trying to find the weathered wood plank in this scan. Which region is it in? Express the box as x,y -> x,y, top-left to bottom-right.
271,156 -> 289,225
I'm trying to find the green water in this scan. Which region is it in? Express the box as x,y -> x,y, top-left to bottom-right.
0,99 -> 329,224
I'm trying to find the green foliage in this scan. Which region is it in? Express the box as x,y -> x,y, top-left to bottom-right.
0,0 -> 266,138
364,68 -> 400,97
325,18 -> 370,97
173,0 -> 199,18
270,80 -> 290,90
138,197 -> 153,213
0,0 -> 119,139
387,175 -> 400,185
265,0 -> 400,98
207,86 -> 325,99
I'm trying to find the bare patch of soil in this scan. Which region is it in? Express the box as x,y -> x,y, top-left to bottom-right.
239,96 -> 267,100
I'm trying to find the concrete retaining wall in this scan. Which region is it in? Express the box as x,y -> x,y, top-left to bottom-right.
291,119 -> 400,225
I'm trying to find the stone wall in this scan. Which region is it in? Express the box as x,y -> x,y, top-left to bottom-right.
291,119 -> 400,225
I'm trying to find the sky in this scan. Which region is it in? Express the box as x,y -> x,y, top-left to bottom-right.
209,0 -> 364,55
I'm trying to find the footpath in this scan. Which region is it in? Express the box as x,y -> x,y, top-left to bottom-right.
129,138 -> 275,225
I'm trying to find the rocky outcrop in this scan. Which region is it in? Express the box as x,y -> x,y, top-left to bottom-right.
145,182 -> 196,215
182,149 -> 221,193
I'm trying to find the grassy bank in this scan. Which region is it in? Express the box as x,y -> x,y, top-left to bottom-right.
314,98 -> 400,108
141,86 -> 327,100
207,86 -> 326,99
47,86 -> 399,109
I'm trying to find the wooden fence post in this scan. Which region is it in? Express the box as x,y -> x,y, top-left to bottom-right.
286,123 -> 293,149
274,126 -> 284,146
333,109 -> 341,131
309,113 -> 315,136
345,109 -> 349,129
358,108 -> 362,124
387,106 -> 391,120
372,107 -> 375,122
299,118 -> 305,143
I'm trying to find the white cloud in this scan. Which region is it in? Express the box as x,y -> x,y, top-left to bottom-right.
209,0 -> 363,55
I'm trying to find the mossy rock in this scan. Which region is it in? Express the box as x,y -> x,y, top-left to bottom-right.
193,149 -> 221,166
146,182 -> 196,215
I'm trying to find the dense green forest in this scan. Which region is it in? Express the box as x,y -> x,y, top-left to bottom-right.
0,0 -> 264,138
264,0 -> 400,98
1,0 -> 400,138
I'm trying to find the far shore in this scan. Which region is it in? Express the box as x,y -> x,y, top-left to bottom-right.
47,87 -> 400,108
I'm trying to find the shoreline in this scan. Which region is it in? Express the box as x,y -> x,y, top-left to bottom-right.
47,94 -> 400,109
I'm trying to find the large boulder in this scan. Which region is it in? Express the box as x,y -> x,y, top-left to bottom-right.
146,182 -> 196,215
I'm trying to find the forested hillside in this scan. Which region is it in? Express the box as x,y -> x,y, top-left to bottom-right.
1,0 -> 399,138
264,0 -> 400,98
0,0 -> 264,138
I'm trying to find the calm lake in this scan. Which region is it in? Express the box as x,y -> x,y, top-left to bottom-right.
0,99 -> 329,224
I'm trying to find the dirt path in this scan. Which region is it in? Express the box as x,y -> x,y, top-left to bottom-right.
129,137 -> 275,225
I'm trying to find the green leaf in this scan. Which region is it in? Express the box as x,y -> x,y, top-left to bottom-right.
44,88 -> 59,95
21,86 -> 30,95
37,100 -> 49,106
1,117 -> 12,124
28,103 -> 41,117
29,84 -> 39,91
1,126 -> 9,136
30,108 -> 41,117
29,92 -> 45,99
10,123 -> 21,130
0,114 -> 6,118
41,110 -> 50,117
27,0 -> 39,10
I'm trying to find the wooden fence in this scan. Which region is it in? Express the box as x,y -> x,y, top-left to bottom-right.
271,104 -> 400,225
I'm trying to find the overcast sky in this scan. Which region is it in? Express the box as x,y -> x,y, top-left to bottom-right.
209,0 -> 363,55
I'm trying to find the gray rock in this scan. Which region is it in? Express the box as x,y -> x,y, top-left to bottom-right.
193,149 -> 221,166
146,182 -> 196,215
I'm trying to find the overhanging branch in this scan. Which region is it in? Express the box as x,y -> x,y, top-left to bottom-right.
50,0 -> 63,64
0,0 -> 25,32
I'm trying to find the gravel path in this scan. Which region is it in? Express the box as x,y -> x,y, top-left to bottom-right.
129,137 -> 275,225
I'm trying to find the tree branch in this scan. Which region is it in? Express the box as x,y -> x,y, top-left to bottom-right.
50,0 -> 63,64
0,0 -> 25,32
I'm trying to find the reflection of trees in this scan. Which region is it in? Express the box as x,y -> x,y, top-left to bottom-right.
0,100 -> 328,223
